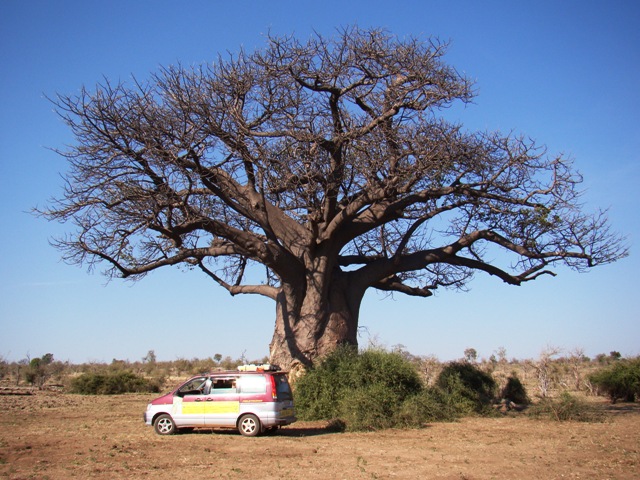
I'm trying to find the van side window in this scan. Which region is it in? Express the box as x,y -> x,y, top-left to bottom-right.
238,375 -> 267,394
210,377 -> 238,394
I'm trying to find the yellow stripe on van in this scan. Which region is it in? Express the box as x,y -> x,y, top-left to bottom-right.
204,401 -> 240,414
181,403 -> 203,415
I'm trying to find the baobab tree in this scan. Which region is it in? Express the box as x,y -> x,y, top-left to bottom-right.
40,27 -> 626,371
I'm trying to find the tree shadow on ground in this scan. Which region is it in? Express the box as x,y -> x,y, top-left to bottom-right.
602,402 -> 640,415
184,421 -> 342,438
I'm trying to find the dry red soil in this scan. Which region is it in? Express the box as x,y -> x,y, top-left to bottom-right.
1,391 -> 638,479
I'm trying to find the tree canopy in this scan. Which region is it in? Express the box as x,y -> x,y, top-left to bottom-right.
40,27 -> 627,369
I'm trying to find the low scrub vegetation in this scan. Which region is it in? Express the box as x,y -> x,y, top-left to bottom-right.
294,347 -> 423,430
589,358 -> 640,403
1,348 -> 637,431
527,392 -> 605,422
436,361 -> 497,414
293,348 -> 638,431
69,370 -> 162,395
294,347 -> 501,431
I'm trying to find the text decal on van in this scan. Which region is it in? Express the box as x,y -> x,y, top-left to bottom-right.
204,401 -> 240,414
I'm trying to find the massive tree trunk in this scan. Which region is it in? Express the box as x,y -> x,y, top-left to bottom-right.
269,270 -> 364,373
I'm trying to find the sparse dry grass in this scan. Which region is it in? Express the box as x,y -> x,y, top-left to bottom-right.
1,391 -> 638,479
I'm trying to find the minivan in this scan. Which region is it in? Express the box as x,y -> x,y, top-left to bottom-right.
143,364 -> 296,436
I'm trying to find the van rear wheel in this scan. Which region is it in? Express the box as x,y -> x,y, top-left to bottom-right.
238,414 -> 261,437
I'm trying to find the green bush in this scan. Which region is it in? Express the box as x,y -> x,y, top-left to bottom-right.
294,346 -> 358,420
295,347 -> 499,431
395,386 -> 469,426
528,392 -> 604,422
295,346 -> 422,422
338,382 -> 400,430
295,346 -> 424,430
436,361 -> 497,413
435,371 -> 482,415
589,358 -> 640,403
69,370 -> 162,394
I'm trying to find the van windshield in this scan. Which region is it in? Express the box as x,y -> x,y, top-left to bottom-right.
176,377 -> 207,397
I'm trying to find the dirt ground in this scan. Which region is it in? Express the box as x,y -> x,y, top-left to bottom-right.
0,391 -> 638,479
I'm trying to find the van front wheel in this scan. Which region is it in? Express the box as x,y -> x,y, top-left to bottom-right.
238,414 -> 261,437
154,414 -> 177,435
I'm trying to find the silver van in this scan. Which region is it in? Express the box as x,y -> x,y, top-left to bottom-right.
143,365 -> 296,436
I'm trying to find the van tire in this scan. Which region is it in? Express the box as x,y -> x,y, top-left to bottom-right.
154,414 -> 177,435
238,414 -> 261,437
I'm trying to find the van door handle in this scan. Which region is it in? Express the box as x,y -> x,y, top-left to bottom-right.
206,398 -> 213,401
195,398 -> 202,402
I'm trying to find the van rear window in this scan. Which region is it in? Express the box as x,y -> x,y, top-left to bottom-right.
274,374 -> 292,400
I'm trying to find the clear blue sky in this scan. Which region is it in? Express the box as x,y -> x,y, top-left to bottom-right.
1,1 -> 638,364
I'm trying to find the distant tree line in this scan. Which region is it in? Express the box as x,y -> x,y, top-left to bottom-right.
0,348 -> 637,404
0,350 -> 268,391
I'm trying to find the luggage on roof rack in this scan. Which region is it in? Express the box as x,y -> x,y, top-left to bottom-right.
237,363 -> 279,372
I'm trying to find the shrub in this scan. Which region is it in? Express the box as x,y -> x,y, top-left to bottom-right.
395,386 -> 468,426
69,370 -> 161,394
528,392 -> 604,422
24,354 -> 56,388
500,374 -> 530,405
436,361 -> 497,413
295,346 -> 424,419
294,346 -> 358,420
435,371 -> 482,415
295,347 -> 501,431
589,358 -> 640,403
294,346 -> 424,430
337,382 -> 400,431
